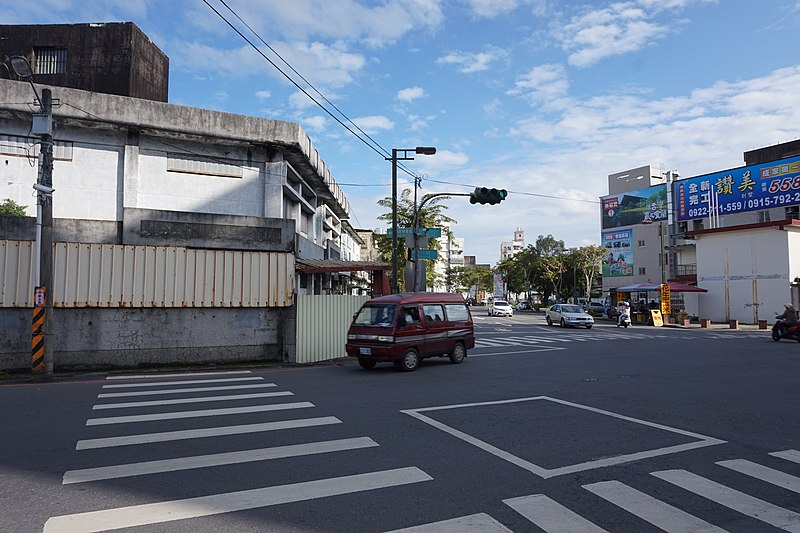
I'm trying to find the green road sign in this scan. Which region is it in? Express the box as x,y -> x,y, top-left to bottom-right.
387,227 -> 441,238
412,249 -> 438,260
386,227 -> 414,237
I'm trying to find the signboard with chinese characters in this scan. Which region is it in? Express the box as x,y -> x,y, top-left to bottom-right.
601,184 -> 667,229
674,155 -> 800,222
601,229 -> 633,277
660,283 -> 671,315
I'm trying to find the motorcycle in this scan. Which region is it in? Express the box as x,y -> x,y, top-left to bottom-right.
771,318 -> 800,342
617,308 -> 631,328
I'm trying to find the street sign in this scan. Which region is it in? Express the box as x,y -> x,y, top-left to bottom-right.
386,227 -> 441,238
411,249 -> 438,260
386,227 -> 414,237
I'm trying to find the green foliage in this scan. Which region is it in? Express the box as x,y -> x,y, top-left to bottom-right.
0,199 -> 27,217
376,188 -> 456,291
450,265 -> 492,295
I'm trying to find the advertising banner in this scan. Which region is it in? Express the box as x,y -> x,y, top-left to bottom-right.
602,229 -> 633,277
674,155 -> 800,222
660,283 -> 671,315
601,184 -> 667,229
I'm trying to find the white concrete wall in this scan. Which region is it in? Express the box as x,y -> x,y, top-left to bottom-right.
696,227 -> 791,323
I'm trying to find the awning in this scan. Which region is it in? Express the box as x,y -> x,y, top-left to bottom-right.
615,281 -> 707,293
295,258 -> 390,274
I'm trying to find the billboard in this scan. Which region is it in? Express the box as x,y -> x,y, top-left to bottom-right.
602,229 -> 633,278
601,184 -> 667,229
674,155 -> 800,222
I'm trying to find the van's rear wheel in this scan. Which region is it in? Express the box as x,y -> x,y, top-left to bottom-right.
358,358 -> 376,369
398,349 -> 420,372
449,342 -> 466,364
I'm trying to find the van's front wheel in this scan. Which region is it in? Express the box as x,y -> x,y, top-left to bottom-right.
449,342 -> 466,364
398,349 -> 420,372
358,358 -> 376,369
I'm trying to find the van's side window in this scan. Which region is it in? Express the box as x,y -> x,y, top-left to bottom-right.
402,306 -> 420,324
422,304 -> 445,322
444,304 -> 469,322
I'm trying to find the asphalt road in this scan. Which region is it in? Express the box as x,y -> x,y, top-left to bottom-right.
2,312 -> 799,532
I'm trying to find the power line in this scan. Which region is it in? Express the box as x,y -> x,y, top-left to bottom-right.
424,177 -> 601,205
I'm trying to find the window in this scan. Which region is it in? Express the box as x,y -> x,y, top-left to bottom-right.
0,135 -> 73,161
444,304 -> 469,322
167,152 -> 243,178
638,267 -> 647,275
422,304 -> 444,322
34,48 -> 67,74
638,240 -> 646,247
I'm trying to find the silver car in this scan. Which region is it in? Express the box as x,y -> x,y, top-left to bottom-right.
546,304 -> 594,328
488,299 -> 513,317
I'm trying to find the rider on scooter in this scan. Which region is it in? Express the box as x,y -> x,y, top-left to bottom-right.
776,303 -> 798,327
617,300 -> 631,326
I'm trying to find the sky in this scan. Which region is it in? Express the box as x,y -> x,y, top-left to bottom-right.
4,0 -> 800,265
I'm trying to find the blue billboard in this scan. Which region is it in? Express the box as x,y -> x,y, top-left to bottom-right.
674,155 -> 800,222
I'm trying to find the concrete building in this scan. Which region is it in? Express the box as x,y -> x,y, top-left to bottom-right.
0,22 -> 169,102
500,227 -> 524,260
432,227 -> 464,292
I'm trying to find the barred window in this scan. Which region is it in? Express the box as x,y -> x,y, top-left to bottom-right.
34,48 -> 67,75
167,152 -> 243,178
0,135 -> 73,161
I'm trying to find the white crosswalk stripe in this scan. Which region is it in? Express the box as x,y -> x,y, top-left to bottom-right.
97,382 -> 277,398
385,513 -> 513,532
584,480 -> 726,533
652,468 -> 800,532
717,458 -> 800,494
503,494 -> 609,532
91,390 -> 293,409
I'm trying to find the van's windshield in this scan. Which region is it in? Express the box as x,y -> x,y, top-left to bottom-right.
353,304 -> 397,327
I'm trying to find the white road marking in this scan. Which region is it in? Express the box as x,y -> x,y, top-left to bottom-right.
652,469 -> 800,531
44,467 -> 433,532
76,416 -> 342,450
772,449 -> 800,464
64,437 -> 379,484
98,383 -> 277,398
86,402 -> 314,425
102,376 -> 263,389
386,513 -> 513,532
105,370 -> 252,380
717,459 -> 800,494
403,397 -> 724,479
468,347 -> 565,357
92,391 -> 293,410
584,480 -> 726,533
503,494 -> 609,532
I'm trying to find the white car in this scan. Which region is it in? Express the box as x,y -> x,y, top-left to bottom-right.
488,300 -> 513,317
545,304 -> 594,328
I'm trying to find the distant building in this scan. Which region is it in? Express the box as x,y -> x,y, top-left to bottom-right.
500,227 -> 524,260
0,22 -> 169,102
432,226 -> 464,292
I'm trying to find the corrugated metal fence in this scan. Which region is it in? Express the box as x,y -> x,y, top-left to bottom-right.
295,294 -> 369,363
0,240 -> 294,308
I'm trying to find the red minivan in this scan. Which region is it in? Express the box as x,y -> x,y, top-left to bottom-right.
346,292 -> 475,371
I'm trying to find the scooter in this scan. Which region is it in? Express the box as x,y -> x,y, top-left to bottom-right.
771,319 -> 800,342
617,309 -> 631,328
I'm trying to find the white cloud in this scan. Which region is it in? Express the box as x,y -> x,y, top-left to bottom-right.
437,47 -> 506,73
353,115 -> 395,134
415,150 -> 470,174
255,90 -> 271,100
301,115 -> 327,132
508,63 -> 569,105
397,87 -> 425,102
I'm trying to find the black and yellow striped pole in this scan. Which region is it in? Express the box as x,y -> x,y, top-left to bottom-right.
32,286 -> 46,373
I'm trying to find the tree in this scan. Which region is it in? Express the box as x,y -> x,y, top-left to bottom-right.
574,245 -> 606,299
376,188 -> 456,291
0,199 -> 27,217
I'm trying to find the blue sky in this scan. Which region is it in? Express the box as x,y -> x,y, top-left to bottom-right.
5,0 -> 800,264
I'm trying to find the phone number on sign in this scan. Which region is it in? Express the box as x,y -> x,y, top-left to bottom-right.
686,192 -> 800,218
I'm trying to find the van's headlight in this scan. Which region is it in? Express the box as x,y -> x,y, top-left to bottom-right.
347,334 -> 356,340
377,335 -> 394,343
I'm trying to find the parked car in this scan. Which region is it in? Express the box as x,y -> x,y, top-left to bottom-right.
515,301 -> 531,311
585,301 -> 605,314
546,303 -> 594,328
346,292 -> 475,372
488,299 -> 514,317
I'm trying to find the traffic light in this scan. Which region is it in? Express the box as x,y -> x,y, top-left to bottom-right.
469,187 -> 508,205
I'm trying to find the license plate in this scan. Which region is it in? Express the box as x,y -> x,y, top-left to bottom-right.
359,347 -> 371,355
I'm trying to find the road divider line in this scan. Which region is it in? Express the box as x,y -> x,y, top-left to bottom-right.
92,391 -> 293,410
105,371 -> 253,380
717,459 -> 800,494
98,383 -> 277,398
86,402 -> 314,425
64,437 -> 379,484
76,416 -> 342,450
584,480 -> 726,532
503,494 -> 609,533
44,467 -> 433,532
102,377 -> 264,389
652,469 -> 800,530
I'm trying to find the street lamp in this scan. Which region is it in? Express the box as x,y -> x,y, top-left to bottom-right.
386,146 -> 436,294
9,55 -> 55,380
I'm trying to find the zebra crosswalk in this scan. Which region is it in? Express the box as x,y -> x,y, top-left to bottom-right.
474,330 -> 768,348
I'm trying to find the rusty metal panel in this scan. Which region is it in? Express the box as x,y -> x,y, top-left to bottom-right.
295,294 -> 368,363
